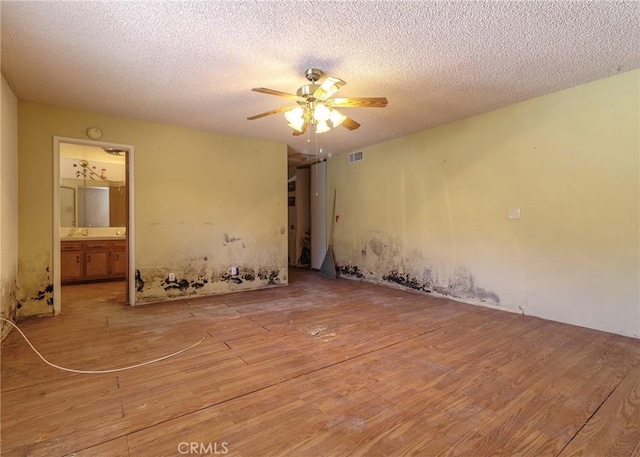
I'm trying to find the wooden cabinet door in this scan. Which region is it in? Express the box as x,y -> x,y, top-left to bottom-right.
109,186 -> 127,227
84,242 -> 111,279
111,241 -> 127,277
61,250 -> 83,282
84,251 -> 110,278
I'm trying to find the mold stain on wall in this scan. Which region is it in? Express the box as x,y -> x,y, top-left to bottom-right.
433,266 -> 500,304
368,237 -> 388,258
0,275 -> 18,340
135,261 -> 287,304
17,258 -> 54,317
336,264 -> 365,279
135,269 -> 145,292
383,270 -> 431,293
33,283 -> 54,306
337,234 -> 500,307
222,233 -> 242,246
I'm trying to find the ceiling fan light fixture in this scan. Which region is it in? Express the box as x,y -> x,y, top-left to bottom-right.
313,103 -> 331,122
287,118 -> 306,132
248,68 -> 387,134
315,120 -> 331,133
285,106 -> 304,123
285,106 -> 306,131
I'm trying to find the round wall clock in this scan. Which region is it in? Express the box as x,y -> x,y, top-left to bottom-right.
86,127 -> 103,140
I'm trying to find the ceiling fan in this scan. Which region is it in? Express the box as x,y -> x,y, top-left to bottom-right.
247,68 -> 388,136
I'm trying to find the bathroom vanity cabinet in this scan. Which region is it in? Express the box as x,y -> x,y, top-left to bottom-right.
61,239 -> 126,284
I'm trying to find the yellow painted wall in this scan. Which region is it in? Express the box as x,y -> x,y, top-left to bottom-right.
328,69 -> 640,337
18,102 -> 287,315
1,75 -> 19,339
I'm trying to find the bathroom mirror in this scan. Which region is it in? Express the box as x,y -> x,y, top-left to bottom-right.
60,186 -> 76,227
59,143 -> 127,228
78,186 -> 109,227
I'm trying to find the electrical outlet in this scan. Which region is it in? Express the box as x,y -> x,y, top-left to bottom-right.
231,266 -> 238,275
508,208 -> 521,220
168,272 -> 175,282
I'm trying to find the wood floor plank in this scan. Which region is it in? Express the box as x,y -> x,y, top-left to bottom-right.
558,368 -> 640,457
2,375 -> 126,456
2,271 -> 640,456
62,436 -> 130,457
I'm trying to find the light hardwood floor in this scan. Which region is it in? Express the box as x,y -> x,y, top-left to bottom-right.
2,269 -> 640,456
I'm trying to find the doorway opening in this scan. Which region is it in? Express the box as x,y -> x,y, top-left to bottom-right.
52,137 -> 135,315
286,160 -> 327,276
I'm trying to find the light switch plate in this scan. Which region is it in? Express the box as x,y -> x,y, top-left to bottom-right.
508,208 -> 521,220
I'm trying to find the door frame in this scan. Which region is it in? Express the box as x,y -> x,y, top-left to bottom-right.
309,161 -> 327,270
52,136 -> 136,314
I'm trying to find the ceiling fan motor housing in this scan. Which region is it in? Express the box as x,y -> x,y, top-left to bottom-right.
296,83 -> 320,100
304,68 -> 322,83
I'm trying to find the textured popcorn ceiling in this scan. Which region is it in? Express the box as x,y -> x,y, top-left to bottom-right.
2,1 -> 639,162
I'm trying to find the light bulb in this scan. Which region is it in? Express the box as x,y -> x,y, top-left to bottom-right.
315,120 -> 330,133
284,106 -> 304,123
287,118 -> 305,132
313,103 -> 331,122
285,106 -> 305,132
329,109 -> 347,127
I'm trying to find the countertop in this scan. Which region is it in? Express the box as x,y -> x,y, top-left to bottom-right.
61,237 -> 126,242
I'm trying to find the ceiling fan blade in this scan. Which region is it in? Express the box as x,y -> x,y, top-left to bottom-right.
247,105 -> 296,120
332,97 -> 388,108
313,76 -> 346,100
341,117 -> 361,130
292,122 -> 308,136
251,87 -> 300,100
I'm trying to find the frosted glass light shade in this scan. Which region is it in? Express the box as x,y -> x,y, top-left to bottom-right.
285,106 -> 305,131
313,103 -> 331,122
287,117 -> 305,132
315,120 -> 330,133
285,106 -> 304,123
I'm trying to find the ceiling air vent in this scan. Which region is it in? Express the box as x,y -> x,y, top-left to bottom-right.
349,151 -> 363,163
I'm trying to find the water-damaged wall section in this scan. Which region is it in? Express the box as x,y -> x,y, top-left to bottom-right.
1,75 -> 19,339
328,70 -> 639,337
335,231 -> 500,307
18,102 -> 287,314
